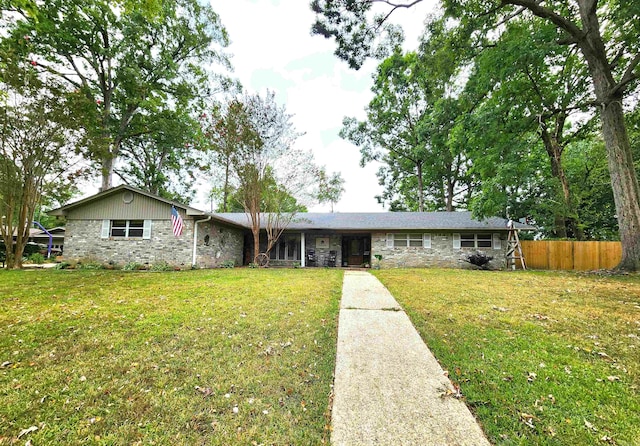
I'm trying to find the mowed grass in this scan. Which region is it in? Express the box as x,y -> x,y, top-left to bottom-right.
374,269 -> 640,446
0,268 -> 343,445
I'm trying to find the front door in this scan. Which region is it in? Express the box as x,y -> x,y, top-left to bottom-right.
343,235 -> 371,266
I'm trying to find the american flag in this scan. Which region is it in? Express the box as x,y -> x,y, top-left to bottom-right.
171,206 -> 184,237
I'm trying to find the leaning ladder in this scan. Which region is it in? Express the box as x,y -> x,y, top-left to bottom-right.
506,224 -> 526,270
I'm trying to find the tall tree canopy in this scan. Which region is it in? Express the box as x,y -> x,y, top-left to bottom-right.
341,49 -> 473,212
116,108 -> 203,203
312,0 -> 640,270
0,0 -> 233,191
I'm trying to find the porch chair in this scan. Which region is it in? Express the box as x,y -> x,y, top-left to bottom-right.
327,250 -> 337,267
306,249 -> 316,267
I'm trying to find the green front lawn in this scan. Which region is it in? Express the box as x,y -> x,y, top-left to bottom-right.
0,268 -> 343,445
374,269 -> 640,446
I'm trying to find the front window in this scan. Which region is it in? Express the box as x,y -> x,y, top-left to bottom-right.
393,233 -> 425,248
461,233 -> 492,248
269,236 -> 300,260
111,220 -> 144,238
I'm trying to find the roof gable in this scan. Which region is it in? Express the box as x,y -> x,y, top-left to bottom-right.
48,185 -> 205,218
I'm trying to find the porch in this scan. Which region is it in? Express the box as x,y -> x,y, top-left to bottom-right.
256,232 -> 372,268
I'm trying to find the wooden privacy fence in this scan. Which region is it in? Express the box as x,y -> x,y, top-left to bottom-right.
520,240 -> 622,270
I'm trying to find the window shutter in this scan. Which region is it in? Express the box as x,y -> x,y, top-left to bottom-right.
386,233 -> 393,248
493,233 -> 502,250
453,233 -> 461,250
423,233 -> 432,249
101,220 -> 110,239
143,220 -> 152,240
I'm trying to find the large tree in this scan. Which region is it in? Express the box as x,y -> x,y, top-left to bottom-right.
457,17 -> 597,238
0,83 -> 79,268
341,48 -> 473,212
206,92 -> 315,262
116,108 -> 203,203
312,0 -> 640,270
0,0 -> 233,191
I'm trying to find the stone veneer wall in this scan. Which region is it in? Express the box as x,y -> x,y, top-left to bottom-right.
64,219 -> 243,268
304,233 -> 342,267
195,221 -> 243,268
371,231 -> 507,269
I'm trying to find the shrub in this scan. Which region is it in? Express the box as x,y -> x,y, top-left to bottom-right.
76,260 -> 104,270
23,242 -> 43,256
54,261 -> 71,270
123,261 -> 142,271
221,260 -> 235,268
28,253 -> 46,264
465,252 -> 494,270
150,260 -> 172,272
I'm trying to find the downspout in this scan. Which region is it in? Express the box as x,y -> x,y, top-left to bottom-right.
192,216 -> 212,267
32,221 -> 52,258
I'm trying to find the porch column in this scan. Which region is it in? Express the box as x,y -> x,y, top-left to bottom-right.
301,232 -> 306,268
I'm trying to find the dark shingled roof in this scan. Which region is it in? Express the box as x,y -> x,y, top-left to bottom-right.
211,212 -> 534,231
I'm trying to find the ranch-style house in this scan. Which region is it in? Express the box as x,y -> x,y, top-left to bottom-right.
49,185 -> 530,269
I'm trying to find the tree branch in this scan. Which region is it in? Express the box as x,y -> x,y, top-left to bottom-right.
494,6 -> 527,28
610,52 -> 640,97
373,0 -> 426,31
505,0 -> 585,42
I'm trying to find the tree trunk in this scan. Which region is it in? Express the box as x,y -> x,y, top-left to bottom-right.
446,178 -> 454,212
416,162 -> 424,212
223,161 -> 230,212
576,2 -> 640,269
539,124 -> 584,240
101,156 -> 114,191
600,100 -> 640,270
252,226 -> 260,263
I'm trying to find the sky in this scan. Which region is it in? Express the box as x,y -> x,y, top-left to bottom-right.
210,0 -> 438,212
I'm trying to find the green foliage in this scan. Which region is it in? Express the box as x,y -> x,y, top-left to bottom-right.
75,260 -> 104,270
311,0 -> 640,268
310,0 -> 403,69
21,243 -> 44,257
204,91 -> 313,261
27,252 -> 45,264
54,261 -> 71,270
0,79 -> 78,268
0,0 -> 234,189
150,260 -> 172,271
220,260 -> 235,268
116,108 -> 204,204
316,168 -> 345,212
122,261 -> 143,271
341,48 -> 474,212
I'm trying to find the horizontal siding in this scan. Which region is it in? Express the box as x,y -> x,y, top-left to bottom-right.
66,190 -> 176,220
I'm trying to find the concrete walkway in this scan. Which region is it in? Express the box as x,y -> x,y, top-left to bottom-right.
331,271 -> 491,445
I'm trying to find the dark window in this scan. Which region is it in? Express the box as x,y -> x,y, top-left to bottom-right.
110,220 -> 144,238
461,233 -> 492,248
110,220 -> 127,237
128,220 -> 144,237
